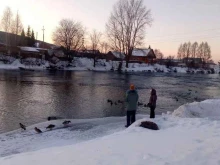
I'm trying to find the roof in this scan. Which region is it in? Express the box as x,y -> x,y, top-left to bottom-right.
183,58 -> 203,63
111,51 -> 125,59
18,47 -> 40,53
132,48 -> 151,57
81,50 -> 100,54
36,48 -> 48,51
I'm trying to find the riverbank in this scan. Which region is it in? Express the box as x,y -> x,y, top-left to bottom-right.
0,99 -> 220,164
0,55 -> 219,74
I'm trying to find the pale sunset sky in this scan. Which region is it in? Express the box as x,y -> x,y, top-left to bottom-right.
0,0 -> 220,62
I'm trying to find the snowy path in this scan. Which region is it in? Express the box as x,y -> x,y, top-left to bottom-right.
0,116 -> 143,157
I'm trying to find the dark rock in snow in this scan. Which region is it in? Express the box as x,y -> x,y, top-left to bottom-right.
140,121 -> 159,130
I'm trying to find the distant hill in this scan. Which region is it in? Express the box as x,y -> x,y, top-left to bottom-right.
0,31 -> 55,49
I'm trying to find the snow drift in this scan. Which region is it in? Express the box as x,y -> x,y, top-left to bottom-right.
172,99 -> 220,119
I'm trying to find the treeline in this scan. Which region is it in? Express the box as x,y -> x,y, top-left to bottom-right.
177,42 -> 211,62
0,7 -> 35,47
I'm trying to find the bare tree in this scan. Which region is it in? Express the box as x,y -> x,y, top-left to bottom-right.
90,30 -> 102,52
190,42 -> 198,58
53,19 -> 85,51
185,42 -> 191,63
10,11 -> 23,46
167,55 -> 175,60
106,0 -> 153,67
100,42 -> 109,54
89,30 -> 102,67
197,42 -> 204,59
177,44 -> 183,60
196,42 -> 212,62
154,49 -> 164,59
203,42 -> 211,62
1,6 -> 13,48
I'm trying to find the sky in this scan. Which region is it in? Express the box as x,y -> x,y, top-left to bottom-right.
0,0 -> 220,62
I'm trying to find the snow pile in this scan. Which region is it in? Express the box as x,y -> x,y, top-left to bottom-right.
71,58 -> 112,71
21,58 -> 46,66
0,54 -> 16,64
174,67 -> 188,73
172,99 -> 220,119
1,99 -> 220,164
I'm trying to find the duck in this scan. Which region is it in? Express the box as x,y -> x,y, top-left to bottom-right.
107,99 -> 113,106
138,102 -> 143,106
47,116 -> 58,121
175,97 -> 179,102
19,123 -> 26,130
46,124 -> 55,130
35,127 -> 42,133
118,100 -> 124,104
63,120 -> 71,126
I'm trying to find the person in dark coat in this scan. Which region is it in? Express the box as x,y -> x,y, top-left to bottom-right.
125,84 -> 139,127
148,89 -> 157,118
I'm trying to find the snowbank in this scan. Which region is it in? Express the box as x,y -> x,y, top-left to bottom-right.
172,99 -> 220,119
1,115 -> 220,164
0,54 -> 218,74
1,99 -> 220,164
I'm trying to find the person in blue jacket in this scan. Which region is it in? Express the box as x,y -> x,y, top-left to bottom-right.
125,84 -> 139,127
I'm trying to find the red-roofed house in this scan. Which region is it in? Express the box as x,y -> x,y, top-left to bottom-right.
130,47 -> 156,63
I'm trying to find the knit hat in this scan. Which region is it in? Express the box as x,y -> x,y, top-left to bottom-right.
130,84 -> 135,90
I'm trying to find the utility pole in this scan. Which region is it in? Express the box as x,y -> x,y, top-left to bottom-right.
36,32 -> 38,40
42,26 -> 45,48
42,26 -> 45,42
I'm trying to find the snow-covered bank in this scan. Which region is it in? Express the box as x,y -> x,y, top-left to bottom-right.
172,99 -> 220,119
0,55 -> 219,74
1,99 -> 220,164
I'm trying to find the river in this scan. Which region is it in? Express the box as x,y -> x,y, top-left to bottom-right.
0,70 -> 219,133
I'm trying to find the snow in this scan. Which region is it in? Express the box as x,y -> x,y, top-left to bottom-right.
132,48 -> 151,57
0,54 -> 218,74
18,47 -> 40,53
172,99 -> 220,119
111,51 -> 125,59
1,99 -> 220,164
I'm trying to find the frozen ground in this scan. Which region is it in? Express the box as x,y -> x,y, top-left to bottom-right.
0,99 -> 220,164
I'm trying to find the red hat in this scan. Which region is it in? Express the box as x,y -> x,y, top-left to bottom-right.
130,84 -> 135,90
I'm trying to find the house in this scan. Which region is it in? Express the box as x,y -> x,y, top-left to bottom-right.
204,61 -> 216,69
106,51 -> 125,61
18,46 -> 42,59
48,47 -> 68,62
0,42 -> 7,53
183,58 -> 203,68
130,47 -> 156,63
77,50 -> 102,59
